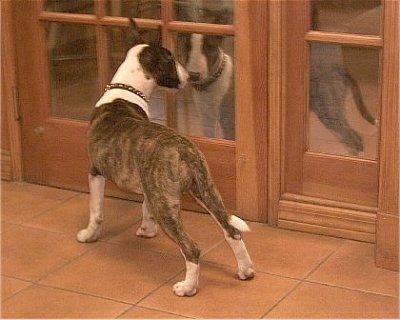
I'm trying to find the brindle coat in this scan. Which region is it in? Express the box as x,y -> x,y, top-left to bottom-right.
88,99 -> 241,262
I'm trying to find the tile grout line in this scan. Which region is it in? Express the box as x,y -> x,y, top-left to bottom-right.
259,240 -> 346,319
302,278 -> 400,299
22,192 -> 84,225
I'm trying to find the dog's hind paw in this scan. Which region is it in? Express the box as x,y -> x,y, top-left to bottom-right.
237,266 -> 255,280
173,281 -> 198,297
136,224 -> 158,238
76,227 -> 101,243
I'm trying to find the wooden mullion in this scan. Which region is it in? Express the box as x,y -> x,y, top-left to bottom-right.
167,21 -> 235,35
100,16 -> 162,28
305,31 -> 383,47
95,1 -> 109,90
39,11 -> 97,24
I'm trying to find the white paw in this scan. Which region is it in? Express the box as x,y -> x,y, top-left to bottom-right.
76,227 -> 101,243
238,266 -> 255,280
136,221 -> 158,238
173,281 -> 198,297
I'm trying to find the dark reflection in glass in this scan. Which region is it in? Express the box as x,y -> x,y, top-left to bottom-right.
309,43 -> 379,159
174,0 -> 233,24
106,0 -> 161,19
46,23 -> 98,120
44,0 -> 94,14
311,0 -> 381,35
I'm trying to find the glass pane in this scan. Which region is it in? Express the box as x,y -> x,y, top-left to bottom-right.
106,0 -> 161,19
174,0 -> 233,24
311,0 -> 382,35
44,0 -> 94,14
106,27 -> 166,125
175,32 -> 235,140
46,23 -> 99,120
309,43 -> 379,159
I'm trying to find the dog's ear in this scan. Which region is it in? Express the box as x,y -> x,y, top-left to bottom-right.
126,18 -> 146,48
148,25 -> 162,47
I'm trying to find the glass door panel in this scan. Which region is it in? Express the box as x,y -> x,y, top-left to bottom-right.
311,0 -> 382,35
44,0 -> 95,14
46,22 -> 99,121
106,0 -> 161,19
175,33 -> 235,140
309,43 -> 379,159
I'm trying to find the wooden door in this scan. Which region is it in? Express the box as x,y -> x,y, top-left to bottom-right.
278,0 -> 398,243
12,0 -> 239,210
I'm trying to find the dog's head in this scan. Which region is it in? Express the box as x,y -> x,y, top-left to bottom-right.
178,9 -> 230,83
126,19 -> 188,90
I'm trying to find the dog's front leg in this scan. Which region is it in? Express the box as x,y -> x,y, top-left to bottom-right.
77,174 -> 105,243
136,196 -> 158,238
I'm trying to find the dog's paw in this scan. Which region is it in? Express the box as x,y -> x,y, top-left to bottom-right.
172,281 -> 198,297
136,221 -> 158,238
237,266 -> 255,280
76,227 -> 101,243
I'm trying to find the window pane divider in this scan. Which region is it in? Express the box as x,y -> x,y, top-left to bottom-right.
39,11 -> 97,24
305,30 -> 382,47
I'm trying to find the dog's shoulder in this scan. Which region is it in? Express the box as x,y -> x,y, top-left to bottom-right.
90,99 -> 149,124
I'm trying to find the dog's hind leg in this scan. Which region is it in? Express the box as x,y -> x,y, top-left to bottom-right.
77,174 -> 105,243
191,191 -> 254,281
136,196 -> 158,238
146,191 -> 200,296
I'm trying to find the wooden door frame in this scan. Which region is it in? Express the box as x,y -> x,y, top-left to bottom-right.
267,1 -> 398,270
1,1 -> 23,182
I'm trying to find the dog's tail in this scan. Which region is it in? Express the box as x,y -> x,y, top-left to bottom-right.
185,144 -> 250,233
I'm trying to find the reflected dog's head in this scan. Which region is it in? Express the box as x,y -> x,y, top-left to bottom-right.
177,9 -> 231,85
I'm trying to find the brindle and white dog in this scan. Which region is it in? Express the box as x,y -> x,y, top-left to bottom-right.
77,19 -> 254,297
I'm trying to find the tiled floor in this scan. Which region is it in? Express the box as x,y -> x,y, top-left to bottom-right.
1,181 -> 399,319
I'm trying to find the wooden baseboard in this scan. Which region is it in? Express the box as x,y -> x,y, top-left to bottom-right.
376,213 -> 399,271
278,199 -> 376,242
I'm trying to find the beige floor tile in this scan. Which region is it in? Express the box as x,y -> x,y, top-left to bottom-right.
108,210 -> 225,257
1,181 -> 77,224
1,285 -> 130,318
2,224 -> 91,281
139,263 -> 299,319
203,223 -> 344,279
40,242 -> 185,304
1,276 -> 32,301
265,282 -> 400,319
24,193 -> 142,240
308,241 -> 399,297
118,306 -> 188,319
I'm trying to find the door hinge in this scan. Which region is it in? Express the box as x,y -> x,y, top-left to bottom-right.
12,85 -> 21,121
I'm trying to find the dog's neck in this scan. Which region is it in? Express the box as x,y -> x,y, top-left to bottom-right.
95,44 -> 155,116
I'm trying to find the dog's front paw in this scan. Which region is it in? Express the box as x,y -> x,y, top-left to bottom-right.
173,281 -> 198,297
237,266 -> 255,280
76,227 -> 101,243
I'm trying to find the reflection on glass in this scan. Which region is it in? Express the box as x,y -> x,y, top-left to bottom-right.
106,0 -> 161,19
174,0 -> 233,24
106,27 -> 166,125
175,33 -> 235,140
311,0 -> 381,35
309,43 -> 379,159
46,23 -> 98,120
44,0 -> 94,14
